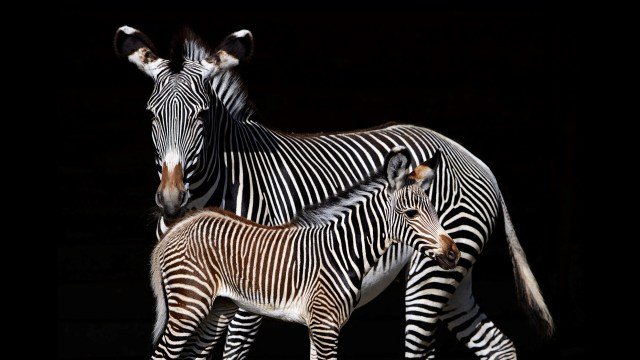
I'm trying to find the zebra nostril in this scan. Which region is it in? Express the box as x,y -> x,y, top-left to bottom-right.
447,250 -> 457,261
156,192 -> 163,207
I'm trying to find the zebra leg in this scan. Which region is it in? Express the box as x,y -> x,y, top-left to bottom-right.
180,298 -> 238,360
403,252 -> 462,359
220,308 -> 263,360
307,321 -> 340,360
440,269 -> 517,360
152,300 -> 213,360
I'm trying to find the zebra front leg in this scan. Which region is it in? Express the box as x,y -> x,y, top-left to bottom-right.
403,252 -> 461,359
307,321 -> 341,360
220,308 -> 263,360
440,269 -> 516,360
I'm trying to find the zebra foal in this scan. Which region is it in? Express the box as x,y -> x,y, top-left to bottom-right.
150,148 -> 459,360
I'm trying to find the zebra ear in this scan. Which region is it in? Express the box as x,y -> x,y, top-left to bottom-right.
385,146 -> 412,192
205,29 -> 254,71
114,26 -> 165,80
409,149 -> 442,190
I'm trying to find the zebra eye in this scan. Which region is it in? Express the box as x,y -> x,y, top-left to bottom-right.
404,209 -> 419,219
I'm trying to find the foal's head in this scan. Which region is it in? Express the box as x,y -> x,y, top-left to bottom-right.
384,147 -> 459,270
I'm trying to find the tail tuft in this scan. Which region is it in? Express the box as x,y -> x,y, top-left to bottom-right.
501,195 -> 555,339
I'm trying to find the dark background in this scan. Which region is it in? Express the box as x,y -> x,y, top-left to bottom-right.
59,4 -> 580,359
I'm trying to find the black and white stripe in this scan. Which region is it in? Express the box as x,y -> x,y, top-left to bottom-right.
115,25 -> 554,360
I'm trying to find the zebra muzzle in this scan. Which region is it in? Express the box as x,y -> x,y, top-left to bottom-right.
434,234 -> 460,270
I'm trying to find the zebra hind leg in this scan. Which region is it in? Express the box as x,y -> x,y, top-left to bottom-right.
220,308 -> 264,360
152,303 -> 212,360
441,269 -> 516,360
181,298 -> 238,360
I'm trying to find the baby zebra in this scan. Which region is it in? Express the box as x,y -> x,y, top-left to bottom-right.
150,147 -> 460,360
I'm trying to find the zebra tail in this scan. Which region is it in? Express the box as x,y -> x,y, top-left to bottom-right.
150,243 -> 168,345
500,195 -> 555,339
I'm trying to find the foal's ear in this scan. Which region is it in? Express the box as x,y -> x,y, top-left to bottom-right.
114,25 -> 164,79
385,146 -> 412,192
207,30 -> 254,70
409,149 -> 442,190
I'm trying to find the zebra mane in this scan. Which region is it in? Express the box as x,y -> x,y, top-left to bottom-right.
293,173 -> 387,226
211,71 -> 255,123
169,27 -> 212,72
166,27 -> 255,122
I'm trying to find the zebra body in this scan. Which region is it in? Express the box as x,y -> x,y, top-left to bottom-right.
115,26 -> 554,359
151,148 -> 459,359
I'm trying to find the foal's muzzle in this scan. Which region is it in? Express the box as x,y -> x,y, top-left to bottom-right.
434,234 -> 460,270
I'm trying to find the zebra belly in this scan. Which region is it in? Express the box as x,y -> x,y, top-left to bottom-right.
221,290 -> 307,325
356,243 -> 413,309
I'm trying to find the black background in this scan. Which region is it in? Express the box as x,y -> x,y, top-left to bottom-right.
59,4 -> 580,359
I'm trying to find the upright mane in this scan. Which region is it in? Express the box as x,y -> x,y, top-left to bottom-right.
167,27 -> 255,122
169,27 -> 212,72
212,71 -> 255,123
293,172 -> 386,226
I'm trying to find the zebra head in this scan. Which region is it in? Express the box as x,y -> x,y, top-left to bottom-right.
114,26 -> 253,220
385,147 -> 460,270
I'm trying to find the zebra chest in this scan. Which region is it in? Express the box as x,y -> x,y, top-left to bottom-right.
357,243 -> 414,308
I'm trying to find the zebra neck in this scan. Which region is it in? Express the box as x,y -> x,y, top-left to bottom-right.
293,185 -> 391,277
185,113 -> 227,210
312,217 -> 390,285
180,70 -> 259,211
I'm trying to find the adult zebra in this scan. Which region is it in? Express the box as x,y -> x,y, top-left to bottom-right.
114,25 -> 554,359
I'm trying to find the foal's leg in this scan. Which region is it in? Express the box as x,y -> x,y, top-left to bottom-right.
440,269 -> 516,360
307,320 -> 340,360
180,297 -> 238,359
220,308 -> 263,360
152,296 -> 213,360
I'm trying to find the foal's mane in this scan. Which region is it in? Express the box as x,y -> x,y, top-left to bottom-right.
292,171 -> 387,226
